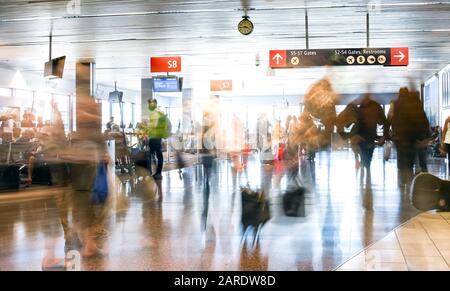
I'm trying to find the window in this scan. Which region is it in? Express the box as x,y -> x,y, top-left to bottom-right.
112,102 -> 122,127
15,89 -> 32,99
101,100 -> 110,130
123,102 -> 133,128
168,107 -> 182,133
72,95 -> 76,132
34,92 -> 52,123
53,94 -> 70,132
443,70 -> 450,108
424,78 -> 439,126
131,103 -> 137,126
0,88 -> 11,97
101,101 -> 137,130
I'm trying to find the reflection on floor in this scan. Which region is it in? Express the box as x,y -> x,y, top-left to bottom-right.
0,148 -> 446,271
338,211 -> 450,271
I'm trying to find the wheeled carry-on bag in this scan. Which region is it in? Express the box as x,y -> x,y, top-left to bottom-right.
282,175 -> 307,217
283,187 -> 306,217
241,186 -> 271,233
131,148 -> 150,170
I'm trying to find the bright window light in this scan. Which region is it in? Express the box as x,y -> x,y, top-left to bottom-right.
10,70 -> 28,89
0,88 -> 11,96
15,89 -> 32,99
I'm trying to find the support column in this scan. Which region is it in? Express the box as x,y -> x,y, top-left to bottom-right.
71,60 -> 101,191
75,61 -> 100,133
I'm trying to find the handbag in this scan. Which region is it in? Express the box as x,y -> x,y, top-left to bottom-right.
91,162 -> 109,204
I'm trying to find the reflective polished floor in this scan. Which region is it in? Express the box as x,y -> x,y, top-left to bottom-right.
0,148 -> 446,271
338,211 -> 450,271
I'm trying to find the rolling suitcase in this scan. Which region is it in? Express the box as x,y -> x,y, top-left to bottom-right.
32,163 -> 52,185
411,172 -> 450,211
282,175 -> 307,217
241,186 -> 271,235
131,148 -> 149,170
283,187 -> 306,217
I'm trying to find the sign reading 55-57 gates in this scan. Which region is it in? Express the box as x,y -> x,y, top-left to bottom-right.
270,48 -> 408,68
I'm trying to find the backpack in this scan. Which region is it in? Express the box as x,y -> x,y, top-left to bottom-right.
158,113 -> 172,139
148,110 -> 172,139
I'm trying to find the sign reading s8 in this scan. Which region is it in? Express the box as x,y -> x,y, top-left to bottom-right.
151,56 -> 182,73
168,60 -> 178,69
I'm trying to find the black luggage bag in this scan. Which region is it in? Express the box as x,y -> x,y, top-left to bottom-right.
131,148 -> 149,170
0,164 -> 20,191
283,187 -> 306,217
241,187 -> 271,233
31,163 -> 52,185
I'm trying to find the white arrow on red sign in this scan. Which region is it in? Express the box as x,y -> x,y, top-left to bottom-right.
273,53 -> 284,65
390,47 -> 408,66
394,50 -> 406,62
269,50 -> 287,68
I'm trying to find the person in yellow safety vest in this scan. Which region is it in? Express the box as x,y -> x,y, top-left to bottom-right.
146,99 -> 171,180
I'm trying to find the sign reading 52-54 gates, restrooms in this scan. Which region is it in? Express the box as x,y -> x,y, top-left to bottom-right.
270,48 -> 409,68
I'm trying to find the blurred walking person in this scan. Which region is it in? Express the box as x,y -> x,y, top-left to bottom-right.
355,94 -> 388,170
40,103 -> 71,270
386,87 -> 431,188
303,78 -> 338,150
200,96 -> 220,231
65,97 -> 113,259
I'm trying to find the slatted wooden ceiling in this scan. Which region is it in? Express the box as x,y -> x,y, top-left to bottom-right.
0,0 -> 449,95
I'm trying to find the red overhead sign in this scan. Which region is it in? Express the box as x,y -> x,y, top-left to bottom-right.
270,50 -> 287,68
210,80 -> 232,91
150,56 -> 182,73
390,47 -> 409,66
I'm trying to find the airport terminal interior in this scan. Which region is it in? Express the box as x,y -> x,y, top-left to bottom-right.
0,0 -> 450,271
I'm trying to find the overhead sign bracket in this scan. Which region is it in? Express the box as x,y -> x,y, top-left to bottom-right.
366,12 -> 370,48
305,9 -> 309,50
